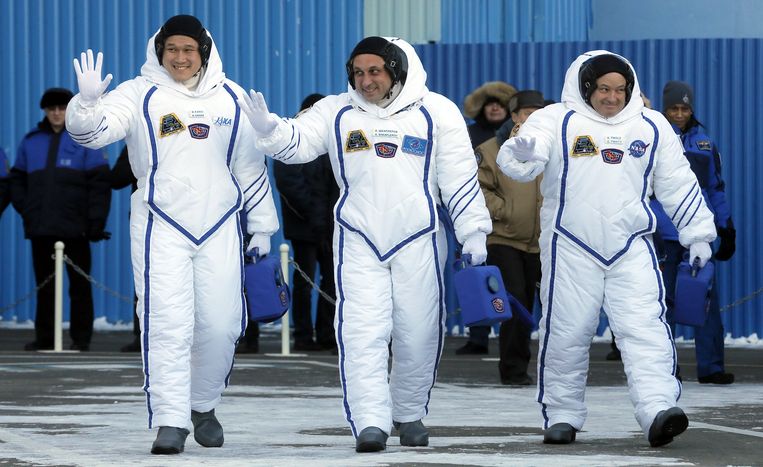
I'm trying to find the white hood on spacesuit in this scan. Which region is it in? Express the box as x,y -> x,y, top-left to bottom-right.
347,37 -> 429,119
561,49 -> 644,125
140,29 -> 226,97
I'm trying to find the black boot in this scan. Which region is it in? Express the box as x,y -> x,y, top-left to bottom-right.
394,419 -> 429,446
543,423 -> 576,444
151,426 -> 190,454
355,426 -> 388,452
648,407 -> 688,447
191,409 -> 224,447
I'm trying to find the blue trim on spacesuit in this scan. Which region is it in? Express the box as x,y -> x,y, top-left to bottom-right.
642,236 -> 681,396
68,115 -> 109,146
423,230 -> 446,414
143,85 -> 243,246
273,125 -> 301,162
141,211 -> 155,428
537,232 -> 560,428
335,227 -> 357,437
225,215 -> 247,388
553,111 -> 658,267
333,105 -> 436,262
673,183 -> 702,230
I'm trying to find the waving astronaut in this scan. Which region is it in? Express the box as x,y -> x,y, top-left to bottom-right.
497,50 -> 716,447
65,15 -> 278,455
239,36 -> 491,452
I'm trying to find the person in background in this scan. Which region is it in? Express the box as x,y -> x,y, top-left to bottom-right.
64,15 -> 279,455
651,80 -> 736,385
238,36 -> 491,452
10,87 -> 111,352
457,80 -> 517,355
273,93 -> 340,352
476,90 -> 545,385
497,50 -> 717,447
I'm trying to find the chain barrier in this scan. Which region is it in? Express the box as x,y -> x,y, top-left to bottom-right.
61,255 -> 134,304
719,286 -> 763,313
0,272 -> 55,314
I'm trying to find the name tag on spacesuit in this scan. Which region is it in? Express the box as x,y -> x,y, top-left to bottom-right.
245,256 -> 291,323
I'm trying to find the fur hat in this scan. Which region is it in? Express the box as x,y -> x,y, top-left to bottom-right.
40,88 -> 73,109
463,81 -> 517,119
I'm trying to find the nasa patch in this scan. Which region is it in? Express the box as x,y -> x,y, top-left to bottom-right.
402,135 -> 427,156
696,140 -> 712,151
571,135 -> 598,157
601,148 -> 624,164
188,123 -> 210,139
159,113 -> 185,137
475,151 -> 482,165
374,142 -> 398,158
345,129 -> 370,152
492,297 -> 505,313
628,140 -> 650,158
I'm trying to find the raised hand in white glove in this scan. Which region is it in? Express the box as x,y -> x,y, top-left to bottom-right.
72,49 -> 113,106
506,135 -> 547,163
689,242 -> 712,268
238,90 -> 278,136
462,232 -> 488,265
247,233 -> 272,257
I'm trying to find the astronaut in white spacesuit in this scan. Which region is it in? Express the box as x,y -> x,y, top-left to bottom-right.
65,15 -> 278,455
497,50 -> 716,447
238,36 -> 491,452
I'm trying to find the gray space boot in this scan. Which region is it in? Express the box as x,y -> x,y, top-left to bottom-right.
393,419 -> 429,446
191,409 -> 224,447
355,426 -> 388,452
151,426 -> 190,454
648,407 -> 689,447
543,422 -> 577,444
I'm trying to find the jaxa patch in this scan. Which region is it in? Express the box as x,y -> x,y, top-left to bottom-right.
159,113 -> 185,137
374,142 -> 398,158
345,129 -> 370,152
601,148 -> 624,164
571,135 -> 598,157
492,297 -> 505,313
402,135 -> 427,156
188,123 -> 210,140
696,140 -> 712,151
213,116 -> 232,127
628,140 -> 650,158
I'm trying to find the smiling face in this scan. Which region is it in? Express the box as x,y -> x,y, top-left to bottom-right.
590,72 -> 627,118
350,54 -> 393,104
161,35 -> 202,82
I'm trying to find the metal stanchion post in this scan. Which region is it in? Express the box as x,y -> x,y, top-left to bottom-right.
280,243 -> 290,356
53,241 -> 65,352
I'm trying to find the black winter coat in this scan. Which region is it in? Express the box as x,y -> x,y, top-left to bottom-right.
273,154 -> 339,244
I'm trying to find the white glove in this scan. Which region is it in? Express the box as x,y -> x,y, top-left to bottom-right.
238,90 -> 278,136
247,233 -> 272,257
689,242 -> 712,268
506,135 -> 547,163
462,232 -> 488,265
72,49 -> 113,106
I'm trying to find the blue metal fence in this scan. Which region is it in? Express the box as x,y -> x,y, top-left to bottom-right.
0,1 -> 760,339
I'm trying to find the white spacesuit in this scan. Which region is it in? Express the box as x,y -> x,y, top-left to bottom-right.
65,26 -> 278,435
497,50 -> 716,446
240,37 -> 491,448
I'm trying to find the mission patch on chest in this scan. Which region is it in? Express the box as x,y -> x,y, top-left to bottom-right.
571,135 -> 598,157
160,113 -> 185,137
345,129 -> 371,152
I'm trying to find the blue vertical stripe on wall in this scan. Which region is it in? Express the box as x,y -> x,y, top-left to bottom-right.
416,38 -> 763,339
440,0 -> 591,44
0,0 -> 362,325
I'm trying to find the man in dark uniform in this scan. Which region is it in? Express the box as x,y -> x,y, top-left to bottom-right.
10,88 -> 111,351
